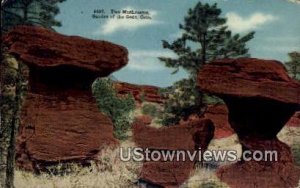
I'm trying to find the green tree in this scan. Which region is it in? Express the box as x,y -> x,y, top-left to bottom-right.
1,0 -> 66,32
0,53 -> 28,188
159,2 -> 254,125
286,51 -> 300,80
1,1 -> 65,187
92,78 -> 135,140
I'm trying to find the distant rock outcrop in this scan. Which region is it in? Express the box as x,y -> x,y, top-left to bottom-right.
113,82 -> 163,104
133,118 -> 214,187
198,58 -> 300,188
204,104 -> 234,139
3,26 -> 128,171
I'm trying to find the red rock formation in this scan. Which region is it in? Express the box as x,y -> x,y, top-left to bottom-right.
3,26 -> 128,171
17,92 -> 118,171
3,26 -> 128,75
133,118 -> 214,187
113,81 -> 163,104
198,58 -> 299,104
287,111 -> 300,127
204,104 -> 234,139
198,58 -> 300,188
135,115 -> 153,125
217,138 -> 299,188
204,104 -> 297,138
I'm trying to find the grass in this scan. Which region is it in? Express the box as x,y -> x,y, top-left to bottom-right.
14,141 -> 141,188
183,167 -> 228,188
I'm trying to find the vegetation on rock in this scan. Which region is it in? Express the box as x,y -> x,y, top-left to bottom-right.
286,51 -> 300,80
93,78 -> 135,140
292,144 -> 300,166
141,103 -> 158,118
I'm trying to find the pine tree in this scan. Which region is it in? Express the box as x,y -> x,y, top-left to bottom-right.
159,2 -> 255,125
1,0 -> 66,32
286,51 -> 300,80
1,1 -> 65,187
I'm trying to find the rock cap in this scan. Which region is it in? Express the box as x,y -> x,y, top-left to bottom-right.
3,25 -> 128,76
198,58 -> 300,105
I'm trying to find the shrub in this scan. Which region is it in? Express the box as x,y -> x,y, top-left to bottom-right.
140,91 -> 146,102
199,181 -> 227,188
141,103 -> 158,117
292,144 -> 300,166
159,78 -> 206,126
92,78 -> 135,140
203,94 -> 224,105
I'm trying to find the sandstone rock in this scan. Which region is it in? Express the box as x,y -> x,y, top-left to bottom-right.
16,92 -> 118,171
3,25 -> 128,76
113,81 -> 163,104
198,58 -> 300,188
135,115 -> 153,125
204,104 -> 297,138
287,111 -> 300,127
133,118 -> 214,187
204,104 -> 234,139
198,58 -> 300,104
3,26 -> 128,171
217,138 -> 299,188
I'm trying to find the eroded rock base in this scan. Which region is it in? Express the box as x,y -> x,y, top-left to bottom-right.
217,138 -> 300,188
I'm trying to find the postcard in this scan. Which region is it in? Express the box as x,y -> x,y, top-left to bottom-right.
1,0 -> 300,187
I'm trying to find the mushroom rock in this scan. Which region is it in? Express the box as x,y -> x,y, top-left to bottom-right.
133,118 -> 214,187
198,58 -> 300,188
113,81 -> 163,104
3,26 -> 128,171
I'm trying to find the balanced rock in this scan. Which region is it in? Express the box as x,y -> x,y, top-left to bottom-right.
198,58 -> 300,188
133,118 -> 214,187
3,26 -> 128,171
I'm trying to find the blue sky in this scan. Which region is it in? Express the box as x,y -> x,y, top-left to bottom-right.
55,0 -> 300,87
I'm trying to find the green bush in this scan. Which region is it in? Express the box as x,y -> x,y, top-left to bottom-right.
292,144 -> 300,166
199,181 -> 227,188
159,78 -> 205,126
92,78 -> 135,140
141,103 -> 158,117
203,94 -> 224,105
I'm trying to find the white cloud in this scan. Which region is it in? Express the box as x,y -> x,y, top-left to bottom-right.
126,50 -> 176,71
225,12 -> 277,33
286,0 -> 300,4
93,7 -> 161,35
